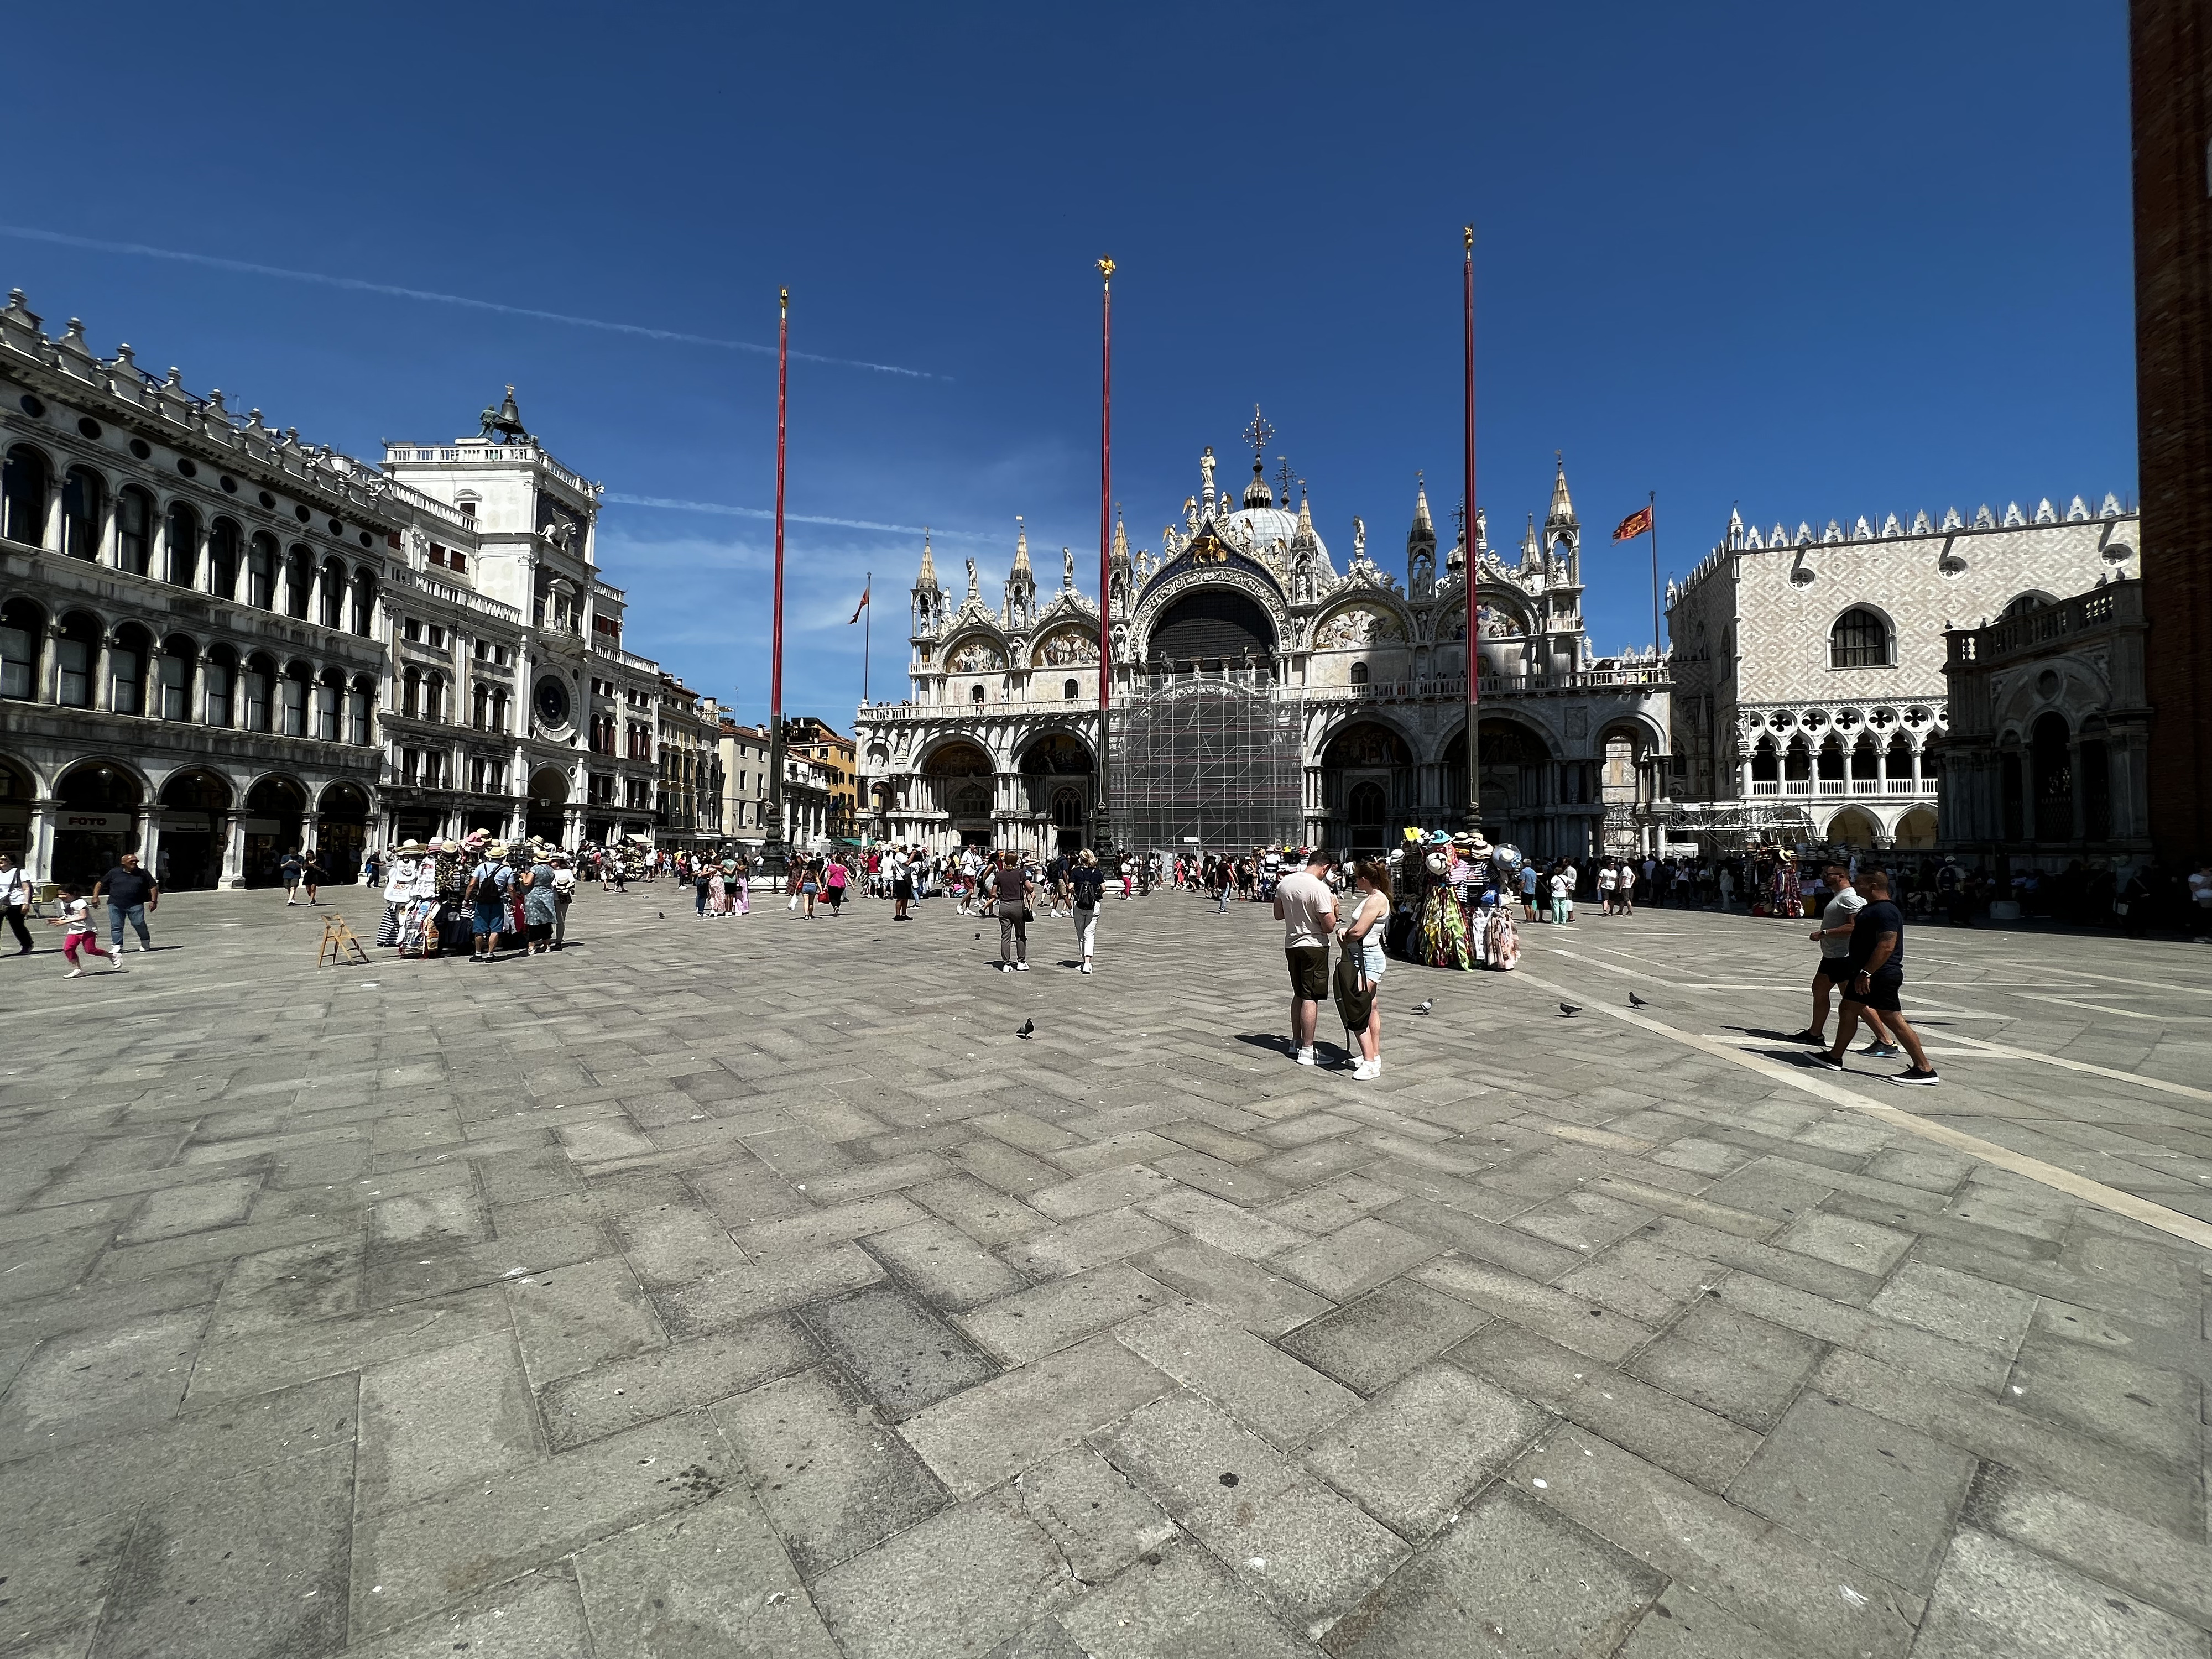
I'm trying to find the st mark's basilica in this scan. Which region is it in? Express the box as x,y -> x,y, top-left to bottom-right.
854,421 -> 1674,860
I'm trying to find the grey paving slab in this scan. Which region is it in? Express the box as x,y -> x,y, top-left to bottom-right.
0,890 -> 2207,1656
1912,1526 -> 2206,1659
709,1364 -> 950,1576
572,1490 -> 841,1658
799,1282 -> 998,1418
1726,1391 -> 1975,1593
1303,1361 -> 1549,1540
538,1314 -> 820,1448
1323,1483 -> 1663,1659
93,1439 -> 356,1659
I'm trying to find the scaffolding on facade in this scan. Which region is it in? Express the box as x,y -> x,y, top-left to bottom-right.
1109,669 -> 1305,853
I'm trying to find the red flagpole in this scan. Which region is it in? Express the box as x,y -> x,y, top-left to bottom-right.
769,286 -> 789,852
1097,255 -> 1114,848
1463,227 -> 1479,829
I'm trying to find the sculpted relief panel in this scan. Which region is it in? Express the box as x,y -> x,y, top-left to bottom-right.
949,638 -> 1007,673
1032,629 -> 1099,667
1314,606 -> 1405,648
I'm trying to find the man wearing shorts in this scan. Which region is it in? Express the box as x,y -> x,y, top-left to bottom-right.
1789,865 -> 1879,1048
1814,869 -> 1937,1084
1272,847 -> 1337,1067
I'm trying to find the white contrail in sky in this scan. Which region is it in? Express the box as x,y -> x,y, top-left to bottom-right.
0,225 -> 939,379
603,492 -> 1000,542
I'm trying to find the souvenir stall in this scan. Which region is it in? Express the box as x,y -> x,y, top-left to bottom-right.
1394,828 -> 1520,972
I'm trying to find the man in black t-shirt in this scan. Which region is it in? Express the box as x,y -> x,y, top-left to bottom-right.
1815,868 -> 1938,1084
92,852 -> 159,953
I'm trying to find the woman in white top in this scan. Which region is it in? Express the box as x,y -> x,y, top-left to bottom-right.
0,853 -> 33,954
1595,862 -> 1619,915
1338,859 -> 1392,1081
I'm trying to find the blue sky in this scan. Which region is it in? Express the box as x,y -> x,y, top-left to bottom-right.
3,2 -> 2132,726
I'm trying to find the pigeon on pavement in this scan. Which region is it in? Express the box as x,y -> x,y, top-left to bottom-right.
1558,1003 -> 1582,1016
1016,1019 -> 1035,1039
1627,992 -> 1649,1008
1412,999 -> 1434,1015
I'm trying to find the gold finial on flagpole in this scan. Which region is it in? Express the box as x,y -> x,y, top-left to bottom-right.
1097,256 -> 1115,283
779,286 -> 789,312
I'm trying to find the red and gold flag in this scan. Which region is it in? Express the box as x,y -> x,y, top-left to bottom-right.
847,586 -> 870,624
1612,505 -> 1653,542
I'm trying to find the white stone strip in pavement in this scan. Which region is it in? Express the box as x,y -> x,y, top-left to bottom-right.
1991,960 -> 2212,997
2013,994 -> 2212,1024
1510,967 -> 2212,1253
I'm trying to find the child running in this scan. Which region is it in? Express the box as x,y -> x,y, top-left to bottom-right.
49,886 -> 122,978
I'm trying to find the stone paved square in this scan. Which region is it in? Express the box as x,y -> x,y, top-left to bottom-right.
1,883 -> 2208,1657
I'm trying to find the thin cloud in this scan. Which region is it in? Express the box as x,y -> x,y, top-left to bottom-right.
603,491 -> 1000,542
0,223 -> 940,380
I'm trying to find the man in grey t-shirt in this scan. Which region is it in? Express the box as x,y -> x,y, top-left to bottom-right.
1788,865 -> 1894,1052
1272,848 -> 1338,1067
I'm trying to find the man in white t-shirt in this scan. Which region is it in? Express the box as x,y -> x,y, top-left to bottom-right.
1272,848 -> 1338,1067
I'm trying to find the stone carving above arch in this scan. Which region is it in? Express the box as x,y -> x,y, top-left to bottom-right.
1031,627 -> 1098,667
1313,604 -> 1406,649
947,635 -> 1006,673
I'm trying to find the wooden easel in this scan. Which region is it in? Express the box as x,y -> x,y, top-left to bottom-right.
318,914 -> 371,967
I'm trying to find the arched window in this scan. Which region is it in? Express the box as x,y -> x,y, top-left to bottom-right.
242,654 -> 274,732
116,487 -> 153,575
1750,737 -> 1778,782
164,500 -> 200,588
203,646 -> 236,726
1,444 -> 49,546
402,665 -> 422,719
109,625 -> 152,716
315,670 -> 344,740
472,683 -> 491,729
0,598 -> 43,700
1829,608 -> 1891,669
279,663 -> 310,736
62,467 -> 103,560
1062,678 -> 1079,701
318,557 -> 346,629
971,684 -> 985,705
425,672 -> 446,724
1349,661 -> 1369,686
156,635 -> 195,720
247,533 -> 278,608
491,688 -> 509,734
54,613 -> 98,707
351,567 -> 377,635
283,546 -> 313,619
347,675 -> 375,744
208,518 -> 241,599
2002,592 -> 2056,619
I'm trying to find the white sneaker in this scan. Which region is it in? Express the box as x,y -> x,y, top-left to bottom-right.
1015,962 -> 1029,971
65,967 -> 83,978
1295,1047 -> 1317,1066
1081,961 -> 1092,974
1352,1059 -> 1380,1081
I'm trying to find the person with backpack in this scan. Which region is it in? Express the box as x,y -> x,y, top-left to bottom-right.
467,843 -> 516,962
1070,847 -> 1105,974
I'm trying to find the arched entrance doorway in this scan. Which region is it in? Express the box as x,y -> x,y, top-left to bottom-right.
924,741 -> 996,847
1019,732 -> 1094,852
156,769 -> 232,890
1442,720 -> 1553,851
319,782 -> 372,880
1824,805 -> 1882,849
526,767 -> 570,845
1321,721 -> 1413,854
53,761 -> 143,888
1892,805 -> 1938,849
243,776 -> 307,886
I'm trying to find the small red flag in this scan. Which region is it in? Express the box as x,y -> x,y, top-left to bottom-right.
1612,505 -> 1653,542
847,586 -> 870,624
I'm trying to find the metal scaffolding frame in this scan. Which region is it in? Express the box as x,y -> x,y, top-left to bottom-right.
1109,671 -> 1305,853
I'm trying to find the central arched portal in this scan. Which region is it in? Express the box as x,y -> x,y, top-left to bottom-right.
1146,589 -> 1276,670
1320,721 -> 1414,856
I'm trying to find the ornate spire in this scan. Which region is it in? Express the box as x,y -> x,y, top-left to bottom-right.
1546,454 -> 1577,528
1292,484 -> 1317,550
1521,513 -> 1540,565
915,528 -> 938,589
1012,516 -> 1032,574
1111,507 -> 1130,564
1408,474 -> 1436,549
